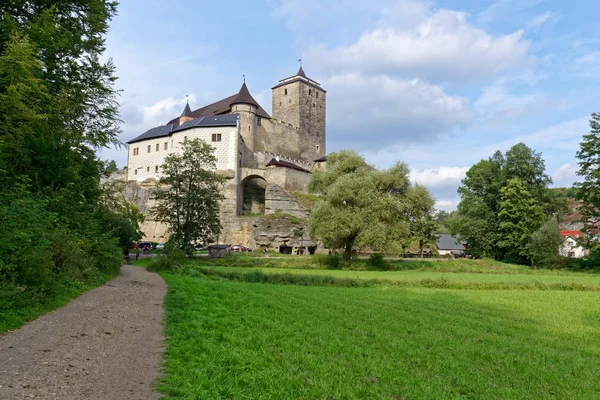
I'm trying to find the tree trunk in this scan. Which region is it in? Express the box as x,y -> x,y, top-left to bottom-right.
343,242 -> 353,262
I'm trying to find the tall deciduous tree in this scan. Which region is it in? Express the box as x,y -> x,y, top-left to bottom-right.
453,143 -> 553,261
309,151 -> 432,261
497,179 -> 545,263
575,112 -> 600,236
529,219 -> 564,269
407,184 -> 437,257
154,139 -> 225,253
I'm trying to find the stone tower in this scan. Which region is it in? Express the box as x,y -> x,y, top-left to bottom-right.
230,82 -> 259,153
271,67 -> 326,160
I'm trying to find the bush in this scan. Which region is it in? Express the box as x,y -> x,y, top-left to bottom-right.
367,253 -> 390,271
147,241 -> 188,272
315,254 -> 343,269
575,246 -> 600,270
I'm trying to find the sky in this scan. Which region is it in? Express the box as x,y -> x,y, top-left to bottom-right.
100,0 -> 600,211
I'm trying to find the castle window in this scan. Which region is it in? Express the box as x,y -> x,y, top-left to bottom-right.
155,165 -> 159,173
212,133 -> 222,142
147,145 -> 151,153
309,89 -> 312,96
133,148 -> 139,156
146,166 -> 150,172
257,117 -> 261,127
156,143 -> 160,151
316,145 -> 320,151
164,142 -> 168,150
316,92 -> 319,98
134,169 -> 137,175
284,89 -> 288,95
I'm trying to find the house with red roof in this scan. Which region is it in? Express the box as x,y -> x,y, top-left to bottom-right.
559,230 -> 587,258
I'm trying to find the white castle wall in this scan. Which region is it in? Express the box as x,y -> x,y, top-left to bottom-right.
127,125 -> 238,181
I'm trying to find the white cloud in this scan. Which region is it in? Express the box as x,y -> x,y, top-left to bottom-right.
410,166 -> 469,188
526,11 -> 554,31
551,163 -> 581,188
326,73 -> 475,147
478,0 -> 546,25
475,80 -> 553,123
435,199 -> 460,212
306,9 -> 532,84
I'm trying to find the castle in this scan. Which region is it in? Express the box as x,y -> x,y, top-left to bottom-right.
126,67 -> 327,251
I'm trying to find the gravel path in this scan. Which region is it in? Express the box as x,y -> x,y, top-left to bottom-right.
0,265 -> 166,400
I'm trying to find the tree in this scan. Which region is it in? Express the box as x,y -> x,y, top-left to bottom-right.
453,143 -> 553,261
529,219 -> 563,269
575,112 -> 600,235
497,179 -> 544,263
407,184 -> 437,257
153,139 -> 225,253
309,151 -> 430,261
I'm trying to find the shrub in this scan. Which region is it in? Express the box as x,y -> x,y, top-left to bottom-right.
315,254 -> 343,269
367,253 -> 390,271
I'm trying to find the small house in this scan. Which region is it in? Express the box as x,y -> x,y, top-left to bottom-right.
209,244 -> 231,258
436,234 -> 466,258
559,231 -> 586,258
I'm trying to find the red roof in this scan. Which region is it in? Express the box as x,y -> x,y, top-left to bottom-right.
560,230 -> 583,238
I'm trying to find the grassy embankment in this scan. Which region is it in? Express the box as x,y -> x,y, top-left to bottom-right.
152,254 -> 600,398
0,272 -> 117,333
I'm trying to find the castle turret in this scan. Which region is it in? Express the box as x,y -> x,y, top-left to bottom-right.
230,82 -> 259,153
271,67 -> 326,160
178,101 -> 195,126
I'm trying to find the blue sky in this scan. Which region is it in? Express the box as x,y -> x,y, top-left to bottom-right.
101,0 -> 600,211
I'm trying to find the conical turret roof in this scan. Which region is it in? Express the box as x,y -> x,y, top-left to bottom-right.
230,82 -> 259,108
297,66 -> 307,78
180,102 -> 193,117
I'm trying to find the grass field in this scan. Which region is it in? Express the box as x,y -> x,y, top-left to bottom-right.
205,265 -> 600,286
157,272 -> 600,399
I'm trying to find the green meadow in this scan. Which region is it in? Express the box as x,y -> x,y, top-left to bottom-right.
152,256 -> 600,399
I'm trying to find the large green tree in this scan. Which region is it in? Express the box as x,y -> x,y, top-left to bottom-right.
453,143 -> 553,261
497,179 -> 545,263
529,219 -> 564,269
406,184 -> 437,257
309,151 -> 434,261
575,112 -> 600,235
0,3 -> 131,290
154,139 -> 225,253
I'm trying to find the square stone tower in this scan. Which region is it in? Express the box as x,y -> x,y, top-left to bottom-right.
271,67 -> 326,161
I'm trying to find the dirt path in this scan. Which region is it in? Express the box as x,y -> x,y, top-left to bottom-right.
0,265 -> 166,400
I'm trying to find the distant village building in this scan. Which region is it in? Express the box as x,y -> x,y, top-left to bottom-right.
435,234 -> 466,257
559,230 -> 587,259
125,68 -> 326,251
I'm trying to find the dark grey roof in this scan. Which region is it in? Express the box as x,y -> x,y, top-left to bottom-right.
230,82 -> 259,107
127,124 -> 173,144
180,102 -> 193,117
297,66 -> 307,78
436,234 -> 466,251
127,114 -> 238,144
166,91 -> 270,127
266,158 -> 310,173
314,155 -> 327,162
272,67 -> 326,92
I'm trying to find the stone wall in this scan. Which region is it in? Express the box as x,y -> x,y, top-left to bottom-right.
265,184 -> 307,218
265,167 -> 312,194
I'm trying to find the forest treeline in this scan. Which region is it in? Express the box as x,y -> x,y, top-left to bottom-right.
0,2 -> 141,300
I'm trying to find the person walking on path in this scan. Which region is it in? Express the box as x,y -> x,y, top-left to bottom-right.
135,246 -> 141,261
124,247 -> 131,265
